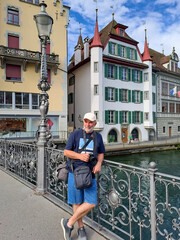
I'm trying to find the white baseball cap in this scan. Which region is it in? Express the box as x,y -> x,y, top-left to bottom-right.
83,112 -> 96,122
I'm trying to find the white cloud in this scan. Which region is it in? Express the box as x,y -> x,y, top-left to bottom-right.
64,0 -> 180,65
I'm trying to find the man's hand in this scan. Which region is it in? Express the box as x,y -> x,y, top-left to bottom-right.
92,161 -> 102,174
79,153 -> 90,162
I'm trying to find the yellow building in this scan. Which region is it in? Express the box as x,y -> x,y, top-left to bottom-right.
0,0 -> 69,139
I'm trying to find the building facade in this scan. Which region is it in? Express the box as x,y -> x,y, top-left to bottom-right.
149,48 -> 180,139
0,0 -> 69,138
68,13 -> 156,144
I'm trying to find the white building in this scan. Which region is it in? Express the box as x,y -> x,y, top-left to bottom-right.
68,12 -> 156,144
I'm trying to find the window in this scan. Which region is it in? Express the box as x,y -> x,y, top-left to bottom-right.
144,91 -> 149,100
111,43 -> 116,55
7,8 -> 19,25
134,70 -> 140,82
119,28 -> 124,36
134,91 -> 140,103
32,94 -> 39,109
68,93 -> 74,104
8,35 -> 19,48
108,111 -> 115,124
108,65 -> 115,78
144,112 -> 149,121
171,61 -> 174,71
27,0 -> 33,3
0,92 -> 12,109
35,0 -> 39,4
71,114 -> 74,122
162,82 -> 168,96
122,89 -> 128,102
178,126 -> 180,132
176,103 -> 180,113
94,62 -> 98,72
94,111 -> 99,121
130,48 -> 135,60
135,111 -> 140,123
163,126 -> 165,133
121,46 -> 125,57
6,64 -> 21,81
69,76 -> 75,86
175,63 -> 178,72
122,68 -> 128,81
144,73 -> 149,82
94,85 -> 99,95
122,111 -> 128,123
169,84 -> 175,96
108,88 -> 115,101
170,103 -> 175,113
15,93 -> 29,109
162,102 -> 168,113
47,69 -> 51,84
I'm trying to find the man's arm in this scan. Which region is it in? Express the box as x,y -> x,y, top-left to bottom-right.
92,153 -> 104,174
64,149 -> 90,162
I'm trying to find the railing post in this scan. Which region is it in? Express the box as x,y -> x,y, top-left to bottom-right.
4,139 -> 7,170
149,162 -> 157,240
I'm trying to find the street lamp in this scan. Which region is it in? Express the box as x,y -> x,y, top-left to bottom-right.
34,1 -> 54,147
34,1 -> 53,193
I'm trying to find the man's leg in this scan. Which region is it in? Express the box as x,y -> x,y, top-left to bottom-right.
69,202 -> 95,227
73,204 -> 83,228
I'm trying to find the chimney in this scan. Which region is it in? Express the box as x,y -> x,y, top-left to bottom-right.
84,37 -> 89,59
74,44 -> 81,65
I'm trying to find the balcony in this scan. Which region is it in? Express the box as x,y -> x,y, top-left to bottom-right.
0,45 -> 59,74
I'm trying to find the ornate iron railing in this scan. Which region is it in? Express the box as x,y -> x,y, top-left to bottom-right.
0,139 -> 180,240
0,140 -> 37,185
0,45 -> 59,64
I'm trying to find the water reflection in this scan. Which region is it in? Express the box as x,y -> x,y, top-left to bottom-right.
107,150 -> 180,176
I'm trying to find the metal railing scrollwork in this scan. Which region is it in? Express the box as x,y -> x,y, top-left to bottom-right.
0,139 -> 180,240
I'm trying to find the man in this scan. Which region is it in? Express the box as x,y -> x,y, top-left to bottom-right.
61,112 -> 105,240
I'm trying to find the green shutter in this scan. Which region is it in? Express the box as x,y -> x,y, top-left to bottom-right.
128,69 -> 131,81
119,67 -> 122,80
105,110 -> 109,124
132,69 -> 135,82
153,92 -> 156,104
108,42 -> 112,54
115,111 -> 118,124
117,44 -> 121,56
141,91 -> 143,103
141,112 -> 143,123
115,66 -> 117,79
105,64 -> 108,78
152,73 -> 156,86
119,111 -> 123,124
153,112 -> 156,123
135,49 -> 137,60
132,90 -> 135,103
105,87 -> 108,101
140,71 -> 143,83
128,111 -> 131,124
119,89 -> 122,102
115,88 -> 118,101
126,47 -> 130,58
128,90 -> 131,102
132,111 -> 135,123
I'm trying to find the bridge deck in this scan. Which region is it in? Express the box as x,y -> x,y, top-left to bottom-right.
0,170 -> 107,240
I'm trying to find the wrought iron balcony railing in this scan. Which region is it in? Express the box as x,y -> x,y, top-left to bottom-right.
0,45 -> 59,73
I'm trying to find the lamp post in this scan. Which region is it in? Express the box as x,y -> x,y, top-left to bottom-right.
34,1 -> 53,193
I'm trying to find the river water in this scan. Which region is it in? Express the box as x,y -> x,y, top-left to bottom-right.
107,149 -> 180,176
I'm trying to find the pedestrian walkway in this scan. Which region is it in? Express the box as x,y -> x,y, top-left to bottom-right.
0,170 -> 107,240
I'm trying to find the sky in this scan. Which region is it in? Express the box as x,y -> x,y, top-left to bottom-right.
63,0 -> 180,64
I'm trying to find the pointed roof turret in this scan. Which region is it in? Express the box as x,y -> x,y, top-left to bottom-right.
142,28 -> 152,61
90,9 -> 103,48
76,27 -> 84,49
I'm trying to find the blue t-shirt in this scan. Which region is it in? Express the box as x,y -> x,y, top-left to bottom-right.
65,129 -> 105,175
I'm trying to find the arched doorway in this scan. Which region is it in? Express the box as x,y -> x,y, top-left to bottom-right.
108,129 -> 118,143
149,129 -> 155,141
132,128 -> 139,141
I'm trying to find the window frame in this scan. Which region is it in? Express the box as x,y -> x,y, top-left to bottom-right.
108,110 -> 115,124
122,89 -> 128,102
135,111 -> 141,123
134,90 -> 140,103
7,8 -> 19,25
94,85 -> 99,95
122,111 -> 128,124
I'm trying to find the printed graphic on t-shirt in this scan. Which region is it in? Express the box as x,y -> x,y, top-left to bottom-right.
79,138 -> 94,155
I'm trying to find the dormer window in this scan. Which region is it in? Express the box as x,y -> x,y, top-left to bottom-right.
119,28 -> 124,36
